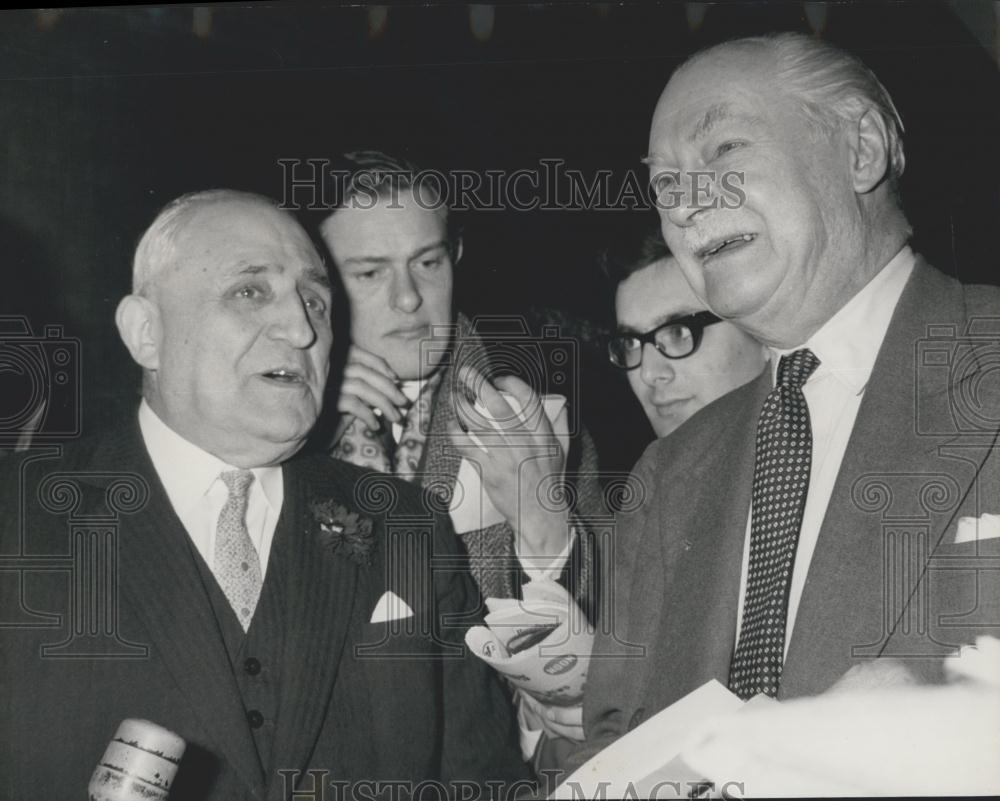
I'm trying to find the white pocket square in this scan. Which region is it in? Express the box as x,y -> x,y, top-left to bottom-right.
369,590 -> 414,624
954,513 -> 1000,544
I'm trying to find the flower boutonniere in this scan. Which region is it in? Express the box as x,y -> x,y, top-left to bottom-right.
310,499 -> 375,566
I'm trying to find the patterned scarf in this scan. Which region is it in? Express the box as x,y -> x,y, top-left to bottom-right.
331,371 -> 442,479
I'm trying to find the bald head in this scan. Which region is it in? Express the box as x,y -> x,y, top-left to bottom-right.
132,189 -> 289,297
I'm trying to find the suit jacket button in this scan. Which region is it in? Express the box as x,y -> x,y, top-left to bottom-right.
243,657 -> 261,676
627,707 -> 645,731
247,709 -> 264,729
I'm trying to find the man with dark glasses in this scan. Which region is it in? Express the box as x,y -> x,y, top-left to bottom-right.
604,221 -> 767,438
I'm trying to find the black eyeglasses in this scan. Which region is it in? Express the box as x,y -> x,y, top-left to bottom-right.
607,311 -> 723,369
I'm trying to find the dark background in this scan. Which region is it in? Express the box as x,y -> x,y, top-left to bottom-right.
1,1 -> 997,473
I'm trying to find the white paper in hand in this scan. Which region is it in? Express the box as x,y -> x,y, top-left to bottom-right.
465,579 -> 592,706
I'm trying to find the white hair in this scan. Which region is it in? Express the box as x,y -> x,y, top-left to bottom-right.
686,32 -> 906,183
131,189 -> 279,295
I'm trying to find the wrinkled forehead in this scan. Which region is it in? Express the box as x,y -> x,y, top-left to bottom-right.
176,200 -> 322,273
648,47 -> 779,153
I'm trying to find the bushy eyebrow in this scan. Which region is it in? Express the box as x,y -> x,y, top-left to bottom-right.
234,262 -> 331,289
303,265 -> 332,289
693,103 -> 765,143
692,103 -> 734,142
339,255 -> 389,268
642,103 -> 764,164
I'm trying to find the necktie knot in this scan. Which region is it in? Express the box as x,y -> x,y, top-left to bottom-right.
220,469 -> 254,504
776,348 -> 820,390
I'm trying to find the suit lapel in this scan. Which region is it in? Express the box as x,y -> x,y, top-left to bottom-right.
636,373 -> 769,708
783,260 -> 987,694
267,459 -> 360,801
87,424 -> 266,797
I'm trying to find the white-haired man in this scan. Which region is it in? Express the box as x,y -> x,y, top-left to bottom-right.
547,32 -> 1000,781
0,190 -> 529,799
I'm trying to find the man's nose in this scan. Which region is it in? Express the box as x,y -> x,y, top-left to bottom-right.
269,293 -> 318,349
390,269 -> 423,314
640,343 -> 676,386
663,172 -> 705,229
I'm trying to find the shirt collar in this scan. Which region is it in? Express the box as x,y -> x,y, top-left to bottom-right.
770,245 -> 916,395
137,399 -> 282,513
400,380 -> 428,405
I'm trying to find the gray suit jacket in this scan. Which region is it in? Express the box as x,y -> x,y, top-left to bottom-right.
555,258 -> 1000,773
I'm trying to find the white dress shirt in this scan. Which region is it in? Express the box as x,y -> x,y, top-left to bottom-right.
137,400 -> 284,579
736,246 -> 916,656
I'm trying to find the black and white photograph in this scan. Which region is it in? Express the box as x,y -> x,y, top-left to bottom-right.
1,2 -> 998,799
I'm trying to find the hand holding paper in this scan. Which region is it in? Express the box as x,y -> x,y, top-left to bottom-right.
519,691 -> 584,742
465,580 -> 593,708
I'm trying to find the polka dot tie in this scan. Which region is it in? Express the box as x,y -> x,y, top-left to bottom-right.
213,469 -> 262,632
729,348 -> 819,700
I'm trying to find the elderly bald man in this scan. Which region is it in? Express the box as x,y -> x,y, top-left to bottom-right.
544,32 -> 1000,782
0,190 -> 528,800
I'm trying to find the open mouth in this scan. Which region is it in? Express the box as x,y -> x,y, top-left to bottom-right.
260,368 -> 305,385
698,233 -> 756,260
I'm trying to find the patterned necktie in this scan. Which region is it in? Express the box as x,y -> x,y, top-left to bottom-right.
394,378 -> 437,481
729,348 -> 820,699
213,469 -> 262,632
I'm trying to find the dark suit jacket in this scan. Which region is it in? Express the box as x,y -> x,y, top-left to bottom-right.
554,258 -> 1000,773
0,420 -> 530,800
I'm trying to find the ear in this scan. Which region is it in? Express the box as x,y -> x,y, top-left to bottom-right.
849,107 -> 891,194
115,294 -> 161,371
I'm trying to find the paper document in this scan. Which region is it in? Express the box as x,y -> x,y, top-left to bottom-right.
550,680 -> 761,800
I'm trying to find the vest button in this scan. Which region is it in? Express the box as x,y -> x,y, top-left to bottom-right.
247,709 -> 264,729
244,657 -> 262,676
